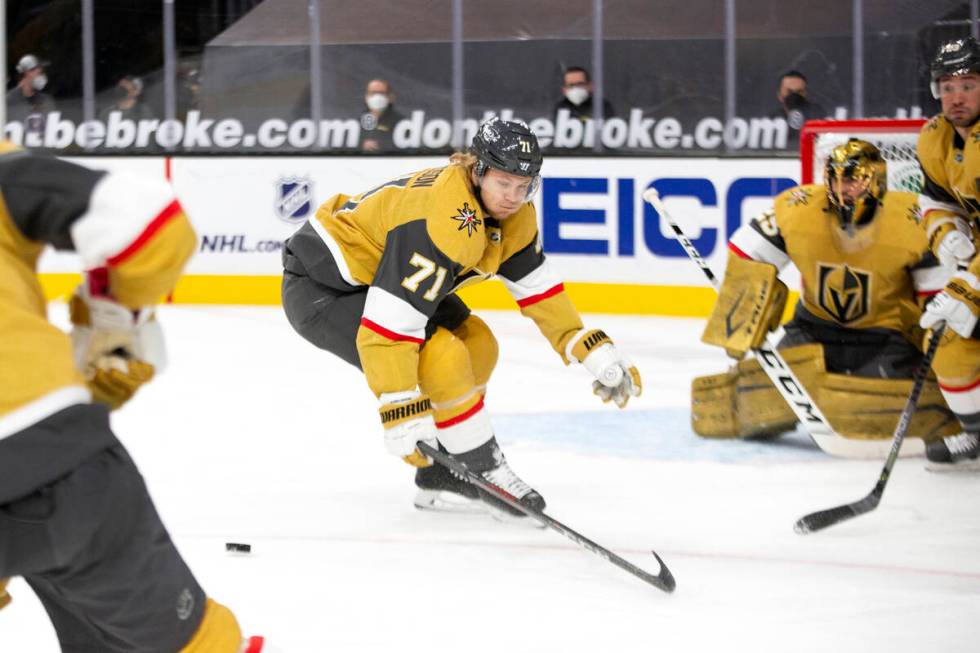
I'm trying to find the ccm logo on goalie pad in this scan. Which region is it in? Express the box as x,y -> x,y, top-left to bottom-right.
757,347 -> 828,427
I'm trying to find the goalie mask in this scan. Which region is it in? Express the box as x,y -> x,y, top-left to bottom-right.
930,36 -> 980,99
823,139 -> 887,229
470,117 -> 542,201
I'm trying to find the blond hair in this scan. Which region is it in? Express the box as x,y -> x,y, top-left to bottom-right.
449,151 -> 477,173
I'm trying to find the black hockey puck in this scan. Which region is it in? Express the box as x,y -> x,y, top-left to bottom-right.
225,542 -> 251,553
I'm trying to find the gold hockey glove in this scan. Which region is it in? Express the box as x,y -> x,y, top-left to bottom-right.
69,281 -> 165,410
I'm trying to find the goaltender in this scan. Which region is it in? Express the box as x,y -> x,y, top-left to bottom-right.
691,139 -> 958,457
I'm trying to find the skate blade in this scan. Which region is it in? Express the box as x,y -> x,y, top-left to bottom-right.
925,459 -> 980,473
413,489 -> 485,514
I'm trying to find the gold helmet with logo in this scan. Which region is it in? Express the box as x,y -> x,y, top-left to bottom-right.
823,138 -> 887,229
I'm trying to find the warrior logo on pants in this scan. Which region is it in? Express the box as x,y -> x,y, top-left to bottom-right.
818,263 -> 870,324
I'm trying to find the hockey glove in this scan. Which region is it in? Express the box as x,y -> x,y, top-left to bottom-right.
934,220 -> 977,269
0,578 -> 10,610
69,279 -> 165,410
568,329 -> 643,408
379,391 -> 439,467
920,271 -> 980,339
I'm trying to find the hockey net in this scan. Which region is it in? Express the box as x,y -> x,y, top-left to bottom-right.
800,119 -> 927,192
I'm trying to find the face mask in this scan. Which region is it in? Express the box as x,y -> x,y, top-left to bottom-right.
564,86 -> 589,106
32,74 -> 47,91
366,93 -> 389,111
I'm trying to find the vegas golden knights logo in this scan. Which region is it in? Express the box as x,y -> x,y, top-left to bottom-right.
817,263 -> 870,324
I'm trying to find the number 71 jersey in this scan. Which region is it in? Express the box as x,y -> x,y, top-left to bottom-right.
285,163 -> 581,395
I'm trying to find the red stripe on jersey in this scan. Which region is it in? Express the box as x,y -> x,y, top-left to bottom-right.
727,242 -> 751,259
916,289 -> 941,297
516,283 -> 564,308
360,317 -> 424,344
106,200 -> 183,266
435,396 -> 485,428
939,376 -> 980,393
86,267 -> 111,297
243,636 -> 265,653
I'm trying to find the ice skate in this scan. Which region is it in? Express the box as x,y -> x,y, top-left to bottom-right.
477,456 -> 547,524
453,438 -> 546,524
413,458 -> 483,513
926,431 -> 980,471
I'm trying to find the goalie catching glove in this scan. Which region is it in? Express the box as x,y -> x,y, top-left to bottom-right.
568,329 -> 642,408
69,278 -> 165,410
379,391 -> 438,467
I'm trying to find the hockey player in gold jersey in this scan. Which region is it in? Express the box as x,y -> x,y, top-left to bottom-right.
692,139 -> 957,457
0,144 -> 267,652
281,118 -> 642,516
915,36 -> 980,465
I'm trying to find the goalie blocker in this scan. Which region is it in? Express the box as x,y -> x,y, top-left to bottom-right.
701,255 -> 788,359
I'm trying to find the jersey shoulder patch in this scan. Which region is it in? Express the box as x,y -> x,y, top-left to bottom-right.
424,166 -> 488,268
917,114 -> 953,176
774,184 -> 820,210
880,191 -> 928,246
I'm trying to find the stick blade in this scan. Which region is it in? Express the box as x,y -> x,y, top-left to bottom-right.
650,551 -> 677,593
794,494 -> 880,535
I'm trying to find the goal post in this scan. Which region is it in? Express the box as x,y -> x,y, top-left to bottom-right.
799,118 -> 928,192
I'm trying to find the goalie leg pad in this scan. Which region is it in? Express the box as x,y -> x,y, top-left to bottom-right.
692,343 -> 959,443
692,343 -> 823,439
701,255 -> 788,359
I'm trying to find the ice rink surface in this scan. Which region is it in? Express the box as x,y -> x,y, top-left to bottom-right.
3,304 -> 979,653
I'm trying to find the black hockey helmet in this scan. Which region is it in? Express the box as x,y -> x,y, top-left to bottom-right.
930,36 -> 980,98
470,117 -> 542,200
824,138 -> 887,229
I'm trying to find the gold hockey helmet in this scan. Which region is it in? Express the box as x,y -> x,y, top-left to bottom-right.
823,138 -> 887,229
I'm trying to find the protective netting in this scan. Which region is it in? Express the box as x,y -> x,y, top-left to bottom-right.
809,129 -> 923,194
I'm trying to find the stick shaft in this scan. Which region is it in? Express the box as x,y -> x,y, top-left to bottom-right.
644,189 -> 835,439
417,442 -> 676,592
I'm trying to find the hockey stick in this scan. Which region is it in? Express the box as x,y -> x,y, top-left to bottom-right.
793,325 -> 945,534
642,187 -> 837,443
416,441 -> 676,594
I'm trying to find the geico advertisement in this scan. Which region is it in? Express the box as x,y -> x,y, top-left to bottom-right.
38,156 -> 799,285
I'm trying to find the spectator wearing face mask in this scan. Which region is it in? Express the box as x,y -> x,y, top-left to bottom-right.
768,70 -> 827,147
359,78 -> 404,153
554,65 -> 616,123
100,75 -> 155,123
6,54 -> 57,139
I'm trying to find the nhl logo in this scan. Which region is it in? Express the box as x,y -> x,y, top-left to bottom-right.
275,176 -> 314,223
